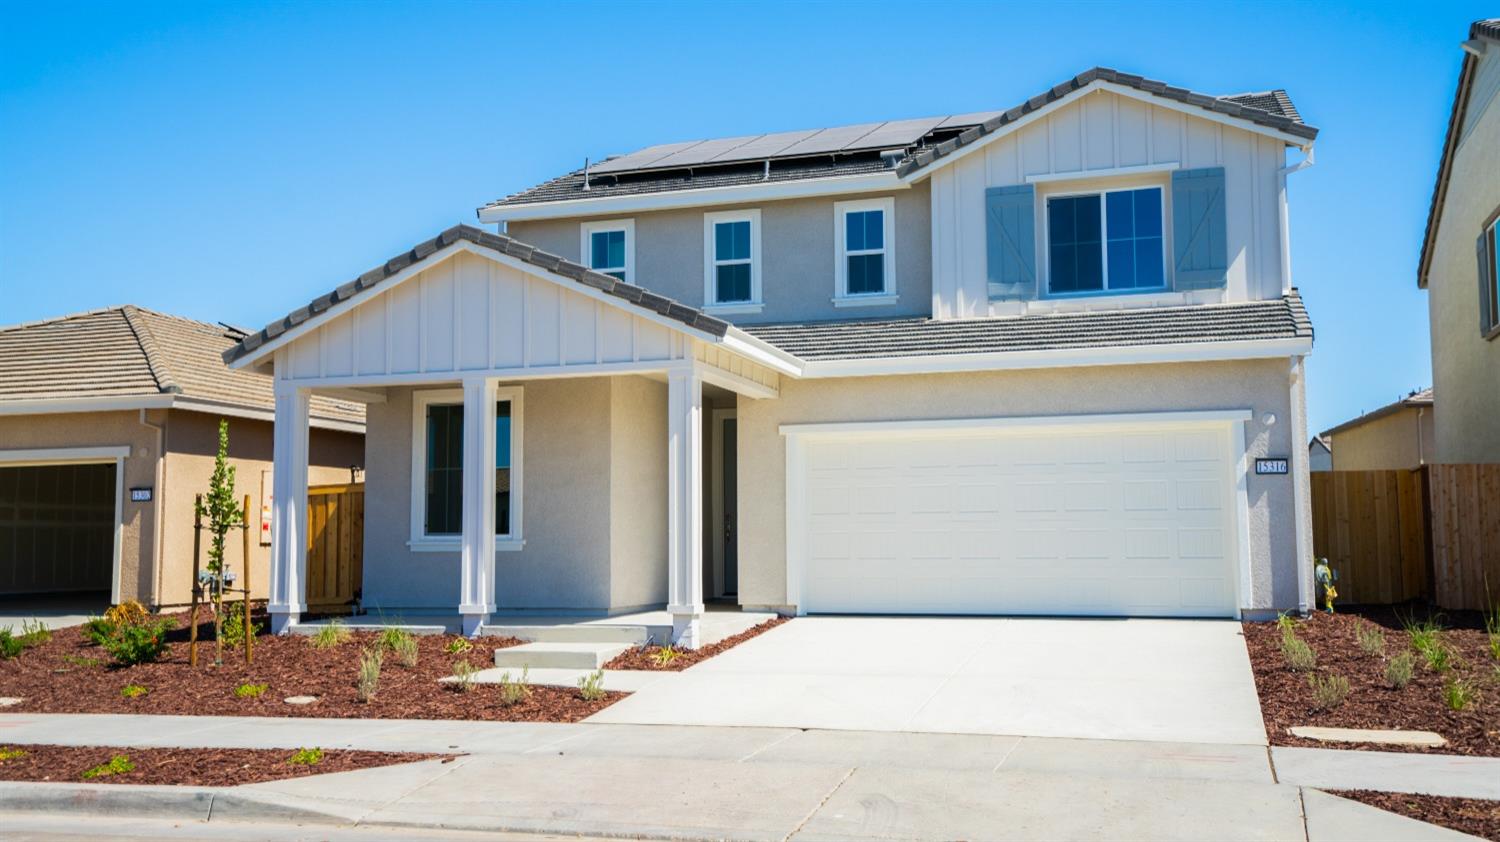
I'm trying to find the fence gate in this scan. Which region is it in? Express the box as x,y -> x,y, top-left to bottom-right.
305,483 -> 364,612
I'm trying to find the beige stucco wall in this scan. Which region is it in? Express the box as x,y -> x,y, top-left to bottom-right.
362,376 -> 667,614
1327,406 -> 1435,471
1428,47 -> 1500,464
734,359 -> 1303,613
507,182 -> 933,325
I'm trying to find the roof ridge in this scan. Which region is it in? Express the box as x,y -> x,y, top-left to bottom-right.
127,304 -> 234,334
0,305 -> 132,335
120,305 -> 184,395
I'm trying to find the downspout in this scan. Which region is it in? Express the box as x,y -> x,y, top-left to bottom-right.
139,408 -> 167,609
1289,357 -> 1314,615
1277,145 -> 1315,293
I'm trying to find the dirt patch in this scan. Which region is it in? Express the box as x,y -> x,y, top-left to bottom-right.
0,610 -> 623,722
0,743 -> 450,787
1243,607 -> 1499,756
605,616 -> 789,671
1330,790 -> 1500,841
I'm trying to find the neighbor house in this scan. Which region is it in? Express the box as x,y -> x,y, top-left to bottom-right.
1419,18 -> 1500,463
227,67 -> 1319,642
1308,435 -> 1332,472
0,306 -> 364,610
1318,388 -> 1435,471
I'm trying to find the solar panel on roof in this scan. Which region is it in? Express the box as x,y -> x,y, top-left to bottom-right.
589,140 -> 705,175
936,111 -> 1004,128
850,117 -> 946,151
707,129 -> 817,162
647,135 -> 762,169
776,122 -> 884,157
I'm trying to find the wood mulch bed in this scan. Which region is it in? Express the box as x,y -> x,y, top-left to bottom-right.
604,616 -> 789,671
1243,606 -> 1499,756
0,743 -> 450,787
0,609 -> 623,722
1331,790 -> 1500,841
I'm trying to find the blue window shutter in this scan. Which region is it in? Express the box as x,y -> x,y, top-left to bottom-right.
1171,167 -> 1228,290
985,184 -> 1037,300
1480,231 -> 1496,335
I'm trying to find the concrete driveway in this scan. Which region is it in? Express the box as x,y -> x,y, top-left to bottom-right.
589,616 -> 1268,745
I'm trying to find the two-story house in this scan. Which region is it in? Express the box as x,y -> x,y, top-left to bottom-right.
228,67 -> 1318,643
1419,19 -> 1500,464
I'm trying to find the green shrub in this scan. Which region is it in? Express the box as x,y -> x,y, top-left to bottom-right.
1421,642 -> 1453,673
101,618 -> 175,666
1403,615 -> 1444,657
287,747 -> 323,766
391,633 -> 419,668
1443,677 -> 1477,711
1386,651 -> 1415,689
17,619 -> 50,648
217,606 -> 261,649
103,600 -> 149,627
499,666 -> 530,706
1485,603 -> 1500,662
377,627 -> 414,653
81,754 -> 135,780
234,682 -> 268,698
309,621 -> 351,650
1280,633 -> 1317,672
1354,621 -> 1386,657
1308,673 -> 1350,711
577,669 -> 606,702
650,645 -> 683,667
120,683 -> 148,698
444,637 -> 473,655
0,629 -> 22,660
82,617 -> 115,646
356,647 -> 382,703
1275,612 -> 1298,634
0,747 -> 26,761
450,660 -> 476,693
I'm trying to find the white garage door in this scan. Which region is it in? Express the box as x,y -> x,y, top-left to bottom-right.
789,415 -> 1244,618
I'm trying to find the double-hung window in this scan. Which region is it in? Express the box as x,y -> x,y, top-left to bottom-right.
1484,213 -> 1500,337
580,219 -> 634,282
703,209 -> 761,312
834,197 -> 896,305
1046,186 -> 1165,295
411,387 -> 523,550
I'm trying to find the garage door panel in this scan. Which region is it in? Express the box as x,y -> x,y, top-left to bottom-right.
1,462 -> 116,596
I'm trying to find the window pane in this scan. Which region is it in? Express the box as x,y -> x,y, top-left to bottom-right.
1048,197 -> 1076,243
716,220 -> 750,261
425,404 -> 463,535
846,212 -> 864,251
716,262 -> 751,302
495,402 -> 511,536
605,270 -> 626,281
1104,188 -> 1163,290
1133,188 -> 1162,238
590,232 -> 609,269
1076,242 -> 1103,291
1050,244 -> 1077,292
1107,239 -> 1136,289
846,209 -> 882,252
847,254 -> 884,294
1048,195 -> 1102,293
1106,191 -> 1134,240
1135,237 -> 1164,289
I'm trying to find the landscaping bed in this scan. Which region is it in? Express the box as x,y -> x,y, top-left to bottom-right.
0,609 -> 623,722
0,743 -> 450,787
1243,606 -> 1499,756
1331,790 -> 1500,841
605,616 -> 789,671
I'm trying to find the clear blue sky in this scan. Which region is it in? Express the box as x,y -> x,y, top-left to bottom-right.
0,1 -> 1489,433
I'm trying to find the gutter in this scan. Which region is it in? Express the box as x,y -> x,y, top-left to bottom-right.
1277,145 -> 1315,294
138,409 -> 167,610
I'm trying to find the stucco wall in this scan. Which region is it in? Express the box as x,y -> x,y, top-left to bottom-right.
734,359 -> 1301,613
507,183 -> 932,326
1429,47 -> 1500,464
1327,407 -> 1434,471
363,376 -> 668,614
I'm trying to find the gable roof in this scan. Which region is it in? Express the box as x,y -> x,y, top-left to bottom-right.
1418,19 -> 1500,288
0,306 -> 363,428
1320,387 -> 1434,437
482,67 -> 1316,213
226,225 -> 739,368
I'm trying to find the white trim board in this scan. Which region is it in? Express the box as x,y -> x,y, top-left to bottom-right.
0,395 -> 362,433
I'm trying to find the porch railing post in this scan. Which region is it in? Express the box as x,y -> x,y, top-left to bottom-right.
459,375 -> 499,637
667,364 -> 705,648
269,384 -> 310,634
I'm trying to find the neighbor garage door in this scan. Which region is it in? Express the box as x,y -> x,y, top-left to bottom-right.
788,414 -> 1244,618
0,462 -> 118,596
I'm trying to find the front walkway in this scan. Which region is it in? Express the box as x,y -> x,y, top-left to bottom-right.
0,593 -> 106,631
589,616 -> 1268,745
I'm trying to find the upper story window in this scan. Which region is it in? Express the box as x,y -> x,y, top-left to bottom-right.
703,209 -> 762,313
1046,186 -> 1165,295
580,219 -> 634,282
411,387 -> 524,551
1482,211 -> 1500,339
834,197 -> 896,306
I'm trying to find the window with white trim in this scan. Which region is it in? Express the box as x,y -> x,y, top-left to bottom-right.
1484,214 -> 1500,337
1046,185 -> 1165,295
703,209 -> 761,311
410,387 -> 523,549
580,219 -> 634,282
834,197 -> 896,304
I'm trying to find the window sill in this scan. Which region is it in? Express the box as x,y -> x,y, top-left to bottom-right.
406,538 -> 526,553
832,293 -> 898,308
704,301 -> 764,315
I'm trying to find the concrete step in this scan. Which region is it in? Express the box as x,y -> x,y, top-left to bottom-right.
493,641 -> 633,670
479,623 -> 651,645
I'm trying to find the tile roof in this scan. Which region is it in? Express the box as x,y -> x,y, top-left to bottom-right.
226,225 -> 731,366
483,67 -> 1316,211
1321,386 -> 1435,437
0,306 -> 363,427
743,292 -> 1313,361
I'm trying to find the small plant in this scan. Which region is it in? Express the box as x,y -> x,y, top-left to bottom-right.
288,747 -> 323,766
82,617 -> 115,646
0,747 -> 26,762
217,605 -> 261,649
650,645 -> 683,667
17,619 -> 50,648
450,659 -> 477,693
101,618 -> 175,666
61,654 -> 101,668
103,600 -> 149,628
377,627 -> 414,653
391,633 -> 420,668
1422,642 -> 1453,673
81,754 -> 135,780
1485,603 -> 1500,662
1403,615 -> 1444,655
309,621 -> 351,650
1280,633 -> 1317,672
356,647 -> 383,703
1354,621 -> 1386,657
234,682 -> 268,698
1386,651 -> 1415,689
578,669 -> 606,702
443,637 -> 473,655
499,666 -> 531,706
0,629 -> 22,660
1275,612 -> 1298,635
1307,673 -> 1350,711
120,683 -> 149,698
1443,677 -> 1477,711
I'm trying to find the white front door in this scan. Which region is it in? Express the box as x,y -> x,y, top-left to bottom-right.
788,416 -> 1244,618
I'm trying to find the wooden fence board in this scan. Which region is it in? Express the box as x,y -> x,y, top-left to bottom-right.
305,483 -> 364,611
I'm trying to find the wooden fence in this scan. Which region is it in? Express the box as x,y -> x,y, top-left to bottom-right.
1311,465 -> 1500,610
305,483 -> 364,612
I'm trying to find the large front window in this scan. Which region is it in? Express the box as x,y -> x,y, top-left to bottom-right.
412,387 -> 523,549
1047,186 -> 1164,295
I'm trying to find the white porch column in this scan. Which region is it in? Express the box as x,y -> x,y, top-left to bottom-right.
459,375 -> 498,637
269,384 -> 310,634
667,365 -> 705,647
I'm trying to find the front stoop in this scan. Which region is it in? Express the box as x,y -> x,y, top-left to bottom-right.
493,641 -> 633,670
480,623 -> 651,645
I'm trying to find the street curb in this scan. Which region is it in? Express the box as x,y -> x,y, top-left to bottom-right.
0,781 -> 357,826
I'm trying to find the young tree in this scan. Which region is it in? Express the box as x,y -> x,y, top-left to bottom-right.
195,419 -> 244,665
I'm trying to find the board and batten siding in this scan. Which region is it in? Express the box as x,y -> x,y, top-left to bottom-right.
930,90 -> 1289,318
275,251 -> 689,383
